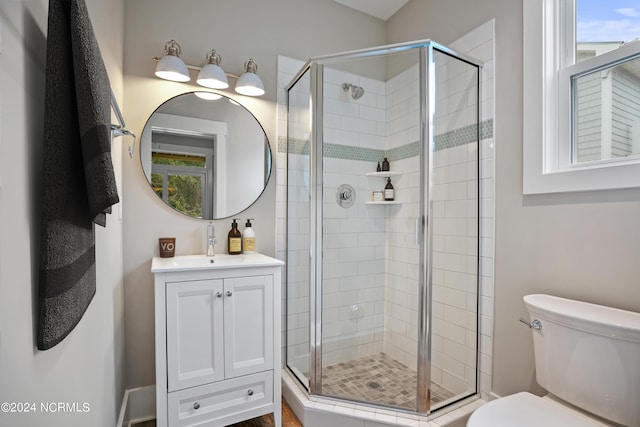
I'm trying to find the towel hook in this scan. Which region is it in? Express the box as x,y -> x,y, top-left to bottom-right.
111,126 -> 137,158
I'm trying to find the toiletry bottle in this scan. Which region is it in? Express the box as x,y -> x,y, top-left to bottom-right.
243,219 -> 256,254
384,177 -> 395,201
381,157 -> 390,171
376,161 -> 382,172
228,219 -> 242,255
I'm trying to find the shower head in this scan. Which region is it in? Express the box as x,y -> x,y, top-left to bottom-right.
342,83 -> 365,100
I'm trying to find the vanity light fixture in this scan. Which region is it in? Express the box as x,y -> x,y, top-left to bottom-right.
153,41 -> 265,96
196,50 -> 229,89
154,40 -> 190,82
234,58 -> 265,96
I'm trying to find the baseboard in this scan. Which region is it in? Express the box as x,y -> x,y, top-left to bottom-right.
116,385 -> 156,427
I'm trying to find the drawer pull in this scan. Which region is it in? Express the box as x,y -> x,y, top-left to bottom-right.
226,291 -> 233,297
216,292 -> 223,298
247,389 -> 254,396
193,402 -> 200,410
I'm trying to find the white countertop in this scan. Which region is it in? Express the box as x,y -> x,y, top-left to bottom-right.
151,253 -> 284,273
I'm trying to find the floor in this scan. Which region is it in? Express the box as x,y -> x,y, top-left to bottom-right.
131,398 -> 302,427
321,353 -> 455,409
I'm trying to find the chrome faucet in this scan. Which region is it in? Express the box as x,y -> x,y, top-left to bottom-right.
207,221 -> 215,257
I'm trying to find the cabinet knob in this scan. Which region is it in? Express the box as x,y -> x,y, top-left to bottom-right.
193,402 -> 200,410
216,292 -> 223,298
226,291 -> 233,297
247,389 -> 254,396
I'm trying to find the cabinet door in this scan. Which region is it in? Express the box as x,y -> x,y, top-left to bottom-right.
166,279 -> 224,392
223,275 -> 273,378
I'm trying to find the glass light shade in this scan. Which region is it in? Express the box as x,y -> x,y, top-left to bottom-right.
235,72 -> 265,96
194,91 -> 223,101
155,54 -> 190,82
197,63 -> 229,89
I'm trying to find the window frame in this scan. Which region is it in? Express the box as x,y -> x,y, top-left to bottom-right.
151,140 -> 215,219
523,0 -> 640,194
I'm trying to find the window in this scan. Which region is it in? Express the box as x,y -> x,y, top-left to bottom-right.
523,0 -> 640,193
151,131 -> 215,218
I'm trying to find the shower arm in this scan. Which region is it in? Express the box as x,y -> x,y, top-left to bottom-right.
342,83 -> 364,100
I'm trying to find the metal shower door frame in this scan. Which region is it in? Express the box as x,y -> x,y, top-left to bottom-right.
309,61 -> 324,396
417,43 -> 434,415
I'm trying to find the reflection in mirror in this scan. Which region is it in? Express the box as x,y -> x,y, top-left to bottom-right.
140,92 -> 271,219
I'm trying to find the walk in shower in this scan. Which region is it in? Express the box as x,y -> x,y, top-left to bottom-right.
284,40 -> 482,415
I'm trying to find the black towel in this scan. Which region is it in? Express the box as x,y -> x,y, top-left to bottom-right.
37,0 -> 119,350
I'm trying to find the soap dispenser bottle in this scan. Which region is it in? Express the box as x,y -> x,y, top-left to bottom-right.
228,219 -> 242,255
384,177 -> 395,201
381,157 -> 390,172
243,219 -> 256,254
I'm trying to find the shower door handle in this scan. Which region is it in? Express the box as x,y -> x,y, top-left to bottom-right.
415,217 -> 422,245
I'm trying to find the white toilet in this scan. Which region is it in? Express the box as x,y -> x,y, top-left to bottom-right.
468,294 -> 640,427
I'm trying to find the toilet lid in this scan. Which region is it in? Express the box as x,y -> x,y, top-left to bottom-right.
467,392 -> 610,427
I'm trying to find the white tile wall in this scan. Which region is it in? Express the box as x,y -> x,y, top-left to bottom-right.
321,66 -> 389,365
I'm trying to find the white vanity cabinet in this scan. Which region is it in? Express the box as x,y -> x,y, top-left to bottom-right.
152,254 -> 283,427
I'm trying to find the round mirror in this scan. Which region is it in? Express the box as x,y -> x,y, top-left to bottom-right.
139,92 -> 271,219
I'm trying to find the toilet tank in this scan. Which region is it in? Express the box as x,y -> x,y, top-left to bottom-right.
524,294 -> 640,427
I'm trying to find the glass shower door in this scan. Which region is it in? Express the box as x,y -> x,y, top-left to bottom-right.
428,47 -> 480,410
318,50 -> 423,411
286,68 -> 312,389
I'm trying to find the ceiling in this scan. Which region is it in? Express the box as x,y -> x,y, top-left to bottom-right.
332,0 -> 409,21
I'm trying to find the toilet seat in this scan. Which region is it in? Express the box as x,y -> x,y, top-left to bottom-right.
467,392 -> 611,427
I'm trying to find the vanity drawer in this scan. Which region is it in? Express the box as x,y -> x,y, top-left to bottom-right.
168,371 -> 273,426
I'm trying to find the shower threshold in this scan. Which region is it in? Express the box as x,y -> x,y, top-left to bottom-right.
282,369 -> 483,427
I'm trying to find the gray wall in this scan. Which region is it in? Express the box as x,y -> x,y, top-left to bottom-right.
0,0 -> 126,425
122,0 -> 640,402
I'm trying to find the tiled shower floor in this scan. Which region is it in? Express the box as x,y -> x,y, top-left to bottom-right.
321,353 -> 455,409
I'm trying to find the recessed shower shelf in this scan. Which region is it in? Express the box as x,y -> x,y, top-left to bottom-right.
366,201 -> 402,205
365,171 -> 403,177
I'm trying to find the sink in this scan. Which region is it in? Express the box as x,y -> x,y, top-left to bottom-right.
151,253 -> 284,273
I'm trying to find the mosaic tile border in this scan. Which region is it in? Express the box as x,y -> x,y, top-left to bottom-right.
280,138 -> 385,162
434,119 -> 493,152
280,118 -> 493,162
